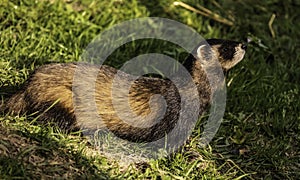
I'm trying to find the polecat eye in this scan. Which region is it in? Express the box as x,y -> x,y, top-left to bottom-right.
223,47 -> 228,52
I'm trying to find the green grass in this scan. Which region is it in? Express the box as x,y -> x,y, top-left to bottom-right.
0,0 -> 299,179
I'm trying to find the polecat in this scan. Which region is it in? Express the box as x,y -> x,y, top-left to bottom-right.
1,39 -> 246,143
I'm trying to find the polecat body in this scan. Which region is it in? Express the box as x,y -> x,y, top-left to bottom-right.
1,39 -> 246,142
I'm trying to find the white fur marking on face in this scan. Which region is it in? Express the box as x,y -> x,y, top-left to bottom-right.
235,46 -> 246,63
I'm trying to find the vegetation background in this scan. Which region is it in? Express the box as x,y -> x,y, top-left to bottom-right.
0,0 -> 299,179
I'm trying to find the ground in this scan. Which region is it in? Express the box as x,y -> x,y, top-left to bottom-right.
0,0 -> 299,179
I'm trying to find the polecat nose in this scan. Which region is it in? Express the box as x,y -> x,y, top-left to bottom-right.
241,43 -> 247,50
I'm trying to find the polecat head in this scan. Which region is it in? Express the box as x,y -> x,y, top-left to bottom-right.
184,39 -> 247,72
205,39 -> 247,70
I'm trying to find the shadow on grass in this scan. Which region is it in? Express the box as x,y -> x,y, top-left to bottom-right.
0,122 -> 109,179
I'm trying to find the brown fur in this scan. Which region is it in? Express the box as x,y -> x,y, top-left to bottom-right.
1,39 -> 246,142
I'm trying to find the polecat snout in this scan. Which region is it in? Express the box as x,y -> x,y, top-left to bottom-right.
2,39 -> 246,142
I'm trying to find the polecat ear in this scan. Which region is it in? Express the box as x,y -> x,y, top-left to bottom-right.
196,45 -> 212,62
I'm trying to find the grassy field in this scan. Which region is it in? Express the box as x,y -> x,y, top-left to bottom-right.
0,0 -> 299,179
